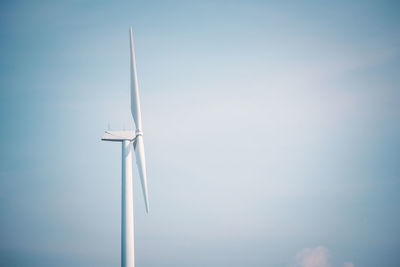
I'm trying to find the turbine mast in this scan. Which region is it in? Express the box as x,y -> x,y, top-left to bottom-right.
121,140 -> 134,267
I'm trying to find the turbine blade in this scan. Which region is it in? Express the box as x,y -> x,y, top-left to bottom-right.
129,27 -> 142,131
134,135 -> 149,213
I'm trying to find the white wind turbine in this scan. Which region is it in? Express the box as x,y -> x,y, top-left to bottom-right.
101,27 -> 149,267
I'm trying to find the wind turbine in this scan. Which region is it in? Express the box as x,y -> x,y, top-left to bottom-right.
101,27 -> 149,267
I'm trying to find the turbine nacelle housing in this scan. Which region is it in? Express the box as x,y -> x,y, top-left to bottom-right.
101,130 -> 137,142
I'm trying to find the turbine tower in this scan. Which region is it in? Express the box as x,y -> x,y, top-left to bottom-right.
101,27 -> 149,267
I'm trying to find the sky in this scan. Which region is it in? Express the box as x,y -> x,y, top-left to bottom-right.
0,0 -> 399,266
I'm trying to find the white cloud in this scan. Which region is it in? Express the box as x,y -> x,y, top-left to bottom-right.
294,246 -> 355,267
296,246 -> 331,267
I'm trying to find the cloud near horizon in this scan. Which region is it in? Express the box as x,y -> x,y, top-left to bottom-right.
295,246 -> 354,267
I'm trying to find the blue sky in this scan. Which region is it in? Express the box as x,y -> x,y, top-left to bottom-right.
0,1 -> 399,266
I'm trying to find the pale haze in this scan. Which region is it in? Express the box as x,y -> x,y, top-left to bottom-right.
0,1 -> 399,267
